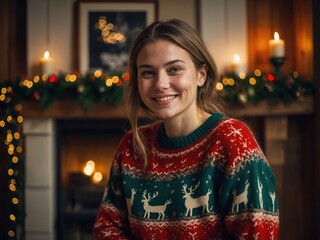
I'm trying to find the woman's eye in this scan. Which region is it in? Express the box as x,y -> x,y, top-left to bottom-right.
168,66 -> 181,74
141,71 -> 154,78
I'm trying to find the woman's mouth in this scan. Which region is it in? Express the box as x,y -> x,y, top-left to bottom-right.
153,95 -> 177,103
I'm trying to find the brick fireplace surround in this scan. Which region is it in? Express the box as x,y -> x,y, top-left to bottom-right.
22,98 -> 313,240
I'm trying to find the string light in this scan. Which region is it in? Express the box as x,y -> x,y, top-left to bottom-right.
95,16 -> 126,44
1,83 -> 24,239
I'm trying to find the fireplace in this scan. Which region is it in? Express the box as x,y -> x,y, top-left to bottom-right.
55,118 -> 131,239
22,101 -> 157,240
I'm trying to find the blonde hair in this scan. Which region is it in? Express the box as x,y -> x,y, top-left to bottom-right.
125,19 -> 222,166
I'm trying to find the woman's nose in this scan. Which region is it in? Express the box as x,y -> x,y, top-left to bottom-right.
154,72 -> 170,90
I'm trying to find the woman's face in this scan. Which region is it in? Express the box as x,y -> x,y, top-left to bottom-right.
136,39 -> 206,121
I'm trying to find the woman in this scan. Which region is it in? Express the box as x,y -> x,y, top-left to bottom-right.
93,19 -> 279,239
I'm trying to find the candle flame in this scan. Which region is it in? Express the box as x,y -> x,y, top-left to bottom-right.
44,51 -> 50,59
274,32 -> 280,40
233,54 -> 241,63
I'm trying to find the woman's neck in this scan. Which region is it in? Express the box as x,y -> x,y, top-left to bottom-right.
163,111 -> 211,138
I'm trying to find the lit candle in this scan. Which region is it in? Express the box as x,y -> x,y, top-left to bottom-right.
269,32 -> 285,58
40,51 -> 54,75
230,54 -> 246,75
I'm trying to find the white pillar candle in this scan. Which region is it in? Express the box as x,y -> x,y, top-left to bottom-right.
230,54 -> 247,75
40,51 -> 54,75
269,32 -> 285,58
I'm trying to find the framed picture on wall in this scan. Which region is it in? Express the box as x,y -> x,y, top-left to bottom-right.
77,1 -> 158,73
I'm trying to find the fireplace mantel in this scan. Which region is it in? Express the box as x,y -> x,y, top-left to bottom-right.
21,96 -> 314,119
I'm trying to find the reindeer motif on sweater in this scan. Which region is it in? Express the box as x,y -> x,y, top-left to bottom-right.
182,182 -> 212,217
232,180 -> 250,212
141,190 -> 172,219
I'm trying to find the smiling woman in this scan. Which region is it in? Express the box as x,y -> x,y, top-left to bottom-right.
93,19 -> 279,240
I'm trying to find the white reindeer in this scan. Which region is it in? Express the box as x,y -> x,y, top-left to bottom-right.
257,178 -> 263,209
232,180 -> 250,212
141,190 -> 172,219
182,182 -> 212,217
269,191 -> 276,212
126,188 -> 136,215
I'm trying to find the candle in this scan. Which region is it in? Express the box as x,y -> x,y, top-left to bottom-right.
230,54 -> 246,75
269,32 -> 285,58
40,51 -> 54,75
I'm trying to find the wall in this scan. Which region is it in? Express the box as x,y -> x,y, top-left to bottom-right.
27,0 -> 247,76
199,0 -> 247,74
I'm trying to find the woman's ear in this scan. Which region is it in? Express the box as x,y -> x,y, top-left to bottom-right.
197,64 -> 208,87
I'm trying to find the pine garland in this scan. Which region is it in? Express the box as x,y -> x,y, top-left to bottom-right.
217,70 -> 316,106
0,69 -> 316,239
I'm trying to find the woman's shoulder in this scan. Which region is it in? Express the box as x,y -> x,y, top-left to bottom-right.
213,115 -> 261,150
214,116 -> 254,135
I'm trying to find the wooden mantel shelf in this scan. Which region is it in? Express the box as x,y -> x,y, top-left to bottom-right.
21,96 -> 314,119
225,96 -> 314,117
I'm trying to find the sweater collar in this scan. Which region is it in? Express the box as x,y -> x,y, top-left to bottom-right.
157,112 -> 226,150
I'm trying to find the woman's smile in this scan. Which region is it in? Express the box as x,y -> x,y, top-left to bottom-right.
153,95 -> 178,104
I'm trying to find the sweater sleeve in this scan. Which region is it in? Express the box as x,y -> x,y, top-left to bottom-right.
217,118 -> 279,239
93,136 -> 132,240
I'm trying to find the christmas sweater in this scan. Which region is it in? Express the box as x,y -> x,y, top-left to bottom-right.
93,113 -> 279,239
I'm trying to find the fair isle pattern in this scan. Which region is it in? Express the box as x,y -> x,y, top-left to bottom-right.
93,114 -> 279,239
129,214 -> 224,239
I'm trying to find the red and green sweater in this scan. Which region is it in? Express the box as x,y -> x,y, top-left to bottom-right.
93,113 -> 279,239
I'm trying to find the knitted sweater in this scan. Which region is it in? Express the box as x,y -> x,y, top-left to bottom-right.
93,113 -> 279,239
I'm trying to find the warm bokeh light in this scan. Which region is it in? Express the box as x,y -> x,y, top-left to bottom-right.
12,198 -> 19,205
239,72 -> 246,79
249,77 -> 257,85
83,160 -> 95,176
216,82 -> 224,91
254,69 -> 262,77
92,172 -> 103,184
94,69 -> 102,78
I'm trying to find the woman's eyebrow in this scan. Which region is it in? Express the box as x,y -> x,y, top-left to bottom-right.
138,60 -> 185,69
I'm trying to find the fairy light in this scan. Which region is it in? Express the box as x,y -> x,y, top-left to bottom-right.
12,198 -> 19,205
112,76 -> 119,83
249,77 -> 257,85
239,72 -> 246,79
106,78 -> 113,87
216,82 -> 224,91
254,69 -> 262,77
33,75 -> 40,83
8,230 -> 15,237
10,214 -> 16,221
227,78 -> 235,86
94,69 -> 102,78
8,169 -> 14,175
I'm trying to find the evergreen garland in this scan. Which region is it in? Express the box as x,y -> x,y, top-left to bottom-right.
217,70 -> 316,106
